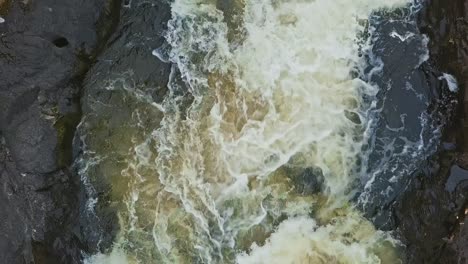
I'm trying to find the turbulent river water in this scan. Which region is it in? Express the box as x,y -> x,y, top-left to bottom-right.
79,0 -> 457,263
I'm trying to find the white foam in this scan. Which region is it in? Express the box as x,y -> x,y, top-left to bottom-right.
236,215 -> 399,264
390,31 -> 415,42
439,73 -> 458,92
151,48 -> 169,63
84,249 -> 129,264
417,34 -> 430,67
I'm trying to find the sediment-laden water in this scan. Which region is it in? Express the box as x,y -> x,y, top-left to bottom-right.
78,0 -> 457,263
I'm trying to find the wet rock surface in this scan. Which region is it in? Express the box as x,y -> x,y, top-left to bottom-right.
357,7 -> 457,225
393,0 -> 468,263
0,0 -> 119,263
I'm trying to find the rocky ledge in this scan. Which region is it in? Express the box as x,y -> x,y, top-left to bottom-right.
0,0 -> 119,263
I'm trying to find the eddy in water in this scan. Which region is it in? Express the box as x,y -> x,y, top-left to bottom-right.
81,0 -> 416,263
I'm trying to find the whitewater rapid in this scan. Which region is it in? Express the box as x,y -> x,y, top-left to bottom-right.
83,0 -> 417,263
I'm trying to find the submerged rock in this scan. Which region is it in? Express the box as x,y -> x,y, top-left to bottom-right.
77,0 -> 172,256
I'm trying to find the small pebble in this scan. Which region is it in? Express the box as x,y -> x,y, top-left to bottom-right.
0,17 -> 5,24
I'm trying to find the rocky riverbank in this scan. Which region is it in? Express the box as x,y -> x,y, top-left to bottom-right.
0,0 -> 120,263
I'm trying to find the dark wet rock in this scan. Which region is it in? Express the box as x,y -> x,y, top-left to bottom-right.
391,0 -> 468,263
0,0 -> 120,263
449,216 -> 468,264
82,1 -> 171,109
349,1 -> 468,263
0,134 -> 83,263
285,167 -> 325,195
446,165 -> 468,193
76,0 -> 172,255
358,7 -> 457,227
395,152 -> 459,263
298,167 -> 325,195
